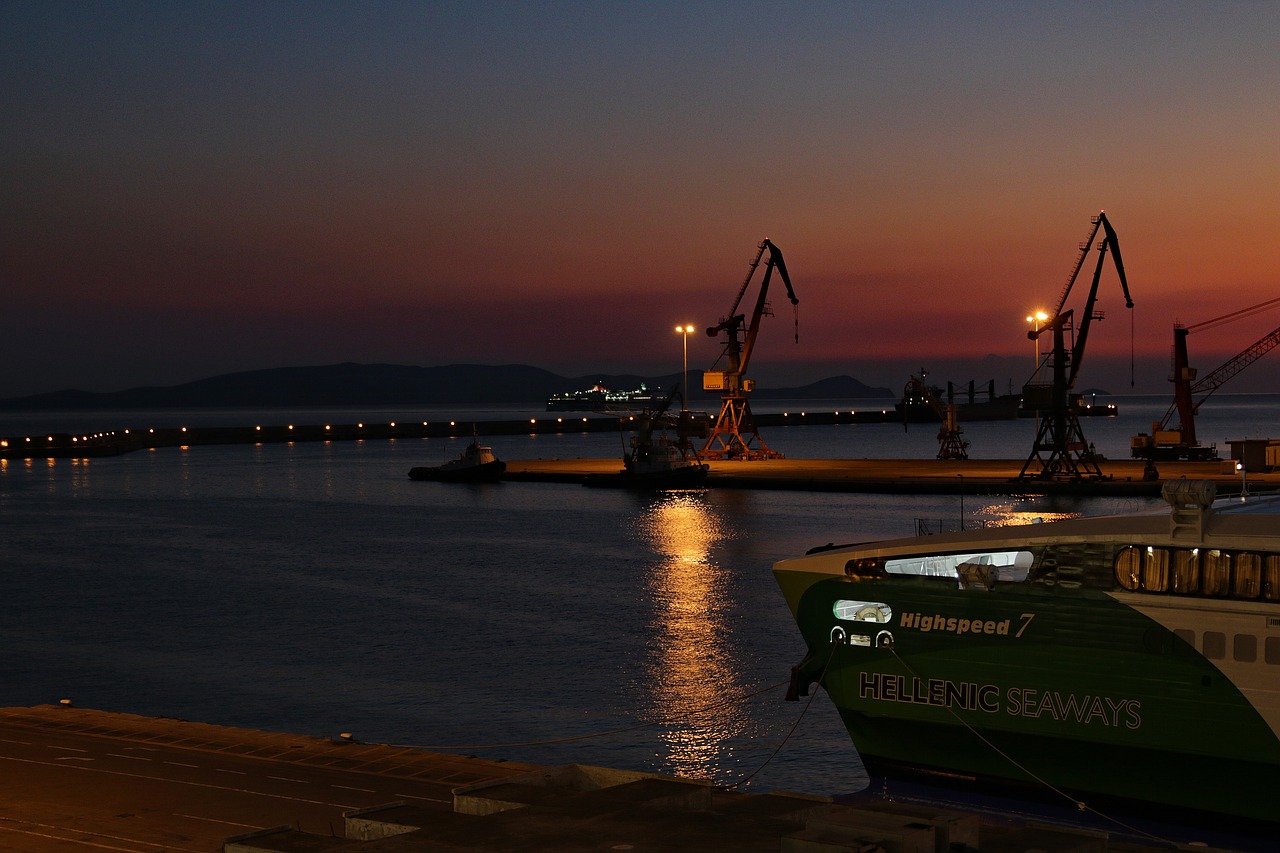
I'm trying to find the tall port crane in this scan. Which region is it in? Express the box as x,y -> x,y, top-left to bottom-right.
1131,296 -> 1280,461
1019,211 -> 1134,480
701,238 -> 799,460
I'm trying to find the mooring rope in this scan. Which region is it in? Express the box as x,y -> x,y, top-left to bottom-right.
885,644 -> 1174,845
728,641 -> 838,790
387,679 -> 786,752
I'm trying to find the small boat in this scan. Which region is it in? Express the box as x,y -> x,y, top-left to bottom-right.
775,480 -> 1280,831
585,391 -> 708,489
408,437 -> 505,482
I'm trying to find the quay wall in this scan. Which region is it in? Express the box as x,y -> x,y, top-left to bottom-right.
0,408 -> 897,460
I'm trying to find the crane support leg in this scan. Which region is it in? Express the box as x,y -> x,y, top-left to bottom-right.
701,394 -> 782,460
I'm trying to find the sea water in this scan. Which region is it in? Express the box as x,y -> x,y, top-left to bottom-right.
1,395 -> 1275,796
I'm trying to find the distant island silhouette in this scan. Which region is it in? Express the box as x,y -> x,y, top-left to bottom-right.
0,363 -> 894,411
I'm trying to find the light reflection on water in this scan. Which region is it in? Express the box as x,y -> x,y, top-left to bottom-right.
636,492 -> 748,780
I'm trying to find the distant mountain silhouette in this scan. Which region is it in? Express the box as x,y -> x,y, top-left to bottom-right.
0,363 -> 893,410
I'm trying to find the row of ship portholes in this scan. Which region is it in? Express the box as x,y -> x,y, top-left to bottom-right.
1114,546 -> 1280,600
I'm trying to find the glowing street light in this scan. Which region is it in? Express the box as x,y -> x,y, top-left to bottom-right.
675,324 -> 696,411
1026,310 -> 1049,379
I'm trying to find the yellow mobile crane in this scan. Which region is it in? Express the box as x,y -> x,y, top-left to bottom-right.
701,238 -> 799,460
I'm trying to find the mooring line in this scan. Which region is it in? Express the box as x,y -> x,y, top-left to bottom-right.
729,642 -> 838,790
885,644 -> 1174,846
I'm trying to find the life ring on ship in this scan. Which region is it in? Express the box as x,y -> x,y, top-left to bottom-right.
855,605 -> 884,622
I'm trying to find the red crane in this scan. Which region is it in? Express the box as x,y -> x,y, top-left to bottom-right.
701,239 -> 799,460
1131,296 -> 1280,461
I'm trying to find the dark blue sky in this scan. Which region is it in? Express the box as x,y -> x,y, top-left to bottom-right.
4,2 -> 1279,397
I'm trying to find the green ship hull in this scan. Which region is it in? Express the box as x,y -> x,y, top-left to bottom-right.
775,484 -> 1280,825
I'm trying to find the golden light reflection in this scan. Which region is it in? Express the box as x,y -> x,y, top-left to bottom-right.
973,500 -> 1084,527
636,492 -> 750,781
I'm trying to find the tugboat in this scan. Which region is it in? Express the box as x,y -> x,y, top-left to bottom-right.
408,431 -> 506,483
585,389 -> 708,489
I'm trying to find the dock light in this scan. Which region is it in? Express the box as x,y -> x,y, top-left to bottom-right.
325,425 -> 331,431
582,417 -> 588,422
288,425 -> 294,430
149,428 -> 155,434
358,423 -> 364,428
675,323 -> 696,411
557,418 -> 563,423
390,422 -> 396,428
422,421 -> 428,426
1027,310 -> 1049,376
59,698 -> 72,707
0,440 -> 6,448
181,427 -> 187,433
449,421 -> 456,427
26,437 -> 31,442
47,436 -> 53,442
530,419 -> 537,424
256,425 -> 261,431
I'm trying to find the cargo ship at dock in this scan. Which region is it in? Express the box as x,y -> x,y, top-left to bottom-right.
775,480 -> 1280,830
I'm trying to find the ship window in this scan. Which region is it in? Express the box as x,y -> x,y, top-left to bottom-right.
833,600 -> 893,623
1142,547 -> 1170,592
1264,556 -> 1280,601
1203,631 -> 1226,660
885,551 -> 1033,581
1173,628 -> 1196,655
1171,549 -> 1199,594
1266,637 -> 1280,665
1233,634 -> 1258,663
1233,553 -> 1262,599
1114,547 -> 1141,590
1201,550 -> 1231,596
844,557 -> 885,578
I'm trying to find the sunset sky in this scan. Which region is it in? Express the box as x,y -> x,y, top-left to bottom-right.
4,2 -> 1279,399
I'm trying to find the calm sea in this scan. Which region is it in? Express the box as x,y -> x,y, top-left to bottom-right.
1,395 -> 1276,797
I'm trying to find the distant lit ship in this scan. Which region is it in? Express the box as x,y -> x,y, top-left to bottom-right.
545,382 -> 661,413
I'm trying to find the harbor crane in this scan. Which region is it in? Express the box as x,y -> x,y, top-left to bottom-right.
1019,211 -> 1134,481
701,238 -> 799,460
1131,296 -> 1280,461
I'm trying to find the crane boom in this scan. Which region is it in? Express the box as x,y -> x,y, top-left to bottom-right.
701,238 -> 799,461
1020,211 -> 1133,481
1133,296 -> 1280,461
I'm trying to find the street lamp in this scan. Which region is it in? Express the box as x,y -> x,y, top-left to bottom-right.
675,324 -> 696,410
1026,310 -> 1049,380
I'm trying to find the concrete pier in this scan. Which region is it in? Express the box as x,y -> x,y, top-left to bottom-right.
0,705 -> 1253,853
502,457 -> 1276,497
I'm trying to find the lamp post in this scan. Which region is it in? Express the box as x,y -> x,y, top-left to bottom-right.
675,324 -> 695,411
1237,461 -> 1248,501
1026,310 -> 1049,380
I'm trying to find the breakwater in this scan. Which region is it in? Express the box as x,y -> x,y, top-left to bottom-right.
0,407 -> 902,460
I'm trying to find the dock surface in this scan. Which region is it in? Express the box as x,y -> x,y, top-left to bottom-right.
0,705 -> 1258,852
503,457 -> 1275,496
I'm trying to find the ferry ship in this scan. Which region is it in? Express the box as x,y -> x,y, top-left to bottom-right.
545,382 -> 660,413
774,481 -> 1280,828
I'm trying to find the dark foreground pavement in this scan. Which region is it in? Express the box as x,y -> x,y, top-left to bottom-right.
0,705 -> 1256,853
